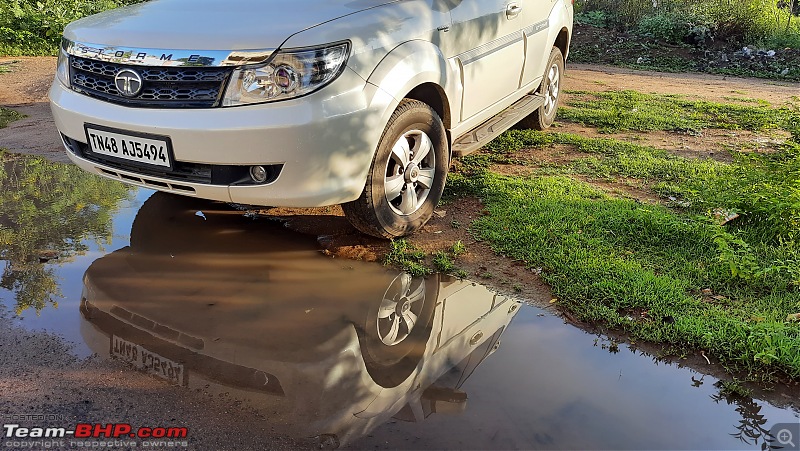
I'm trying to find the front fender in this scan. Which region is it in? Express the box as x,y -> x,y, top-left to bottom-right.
364,40 -> 461,133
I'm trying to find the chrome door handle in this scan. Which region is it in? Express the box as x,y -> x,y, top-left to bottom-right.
506,2 -> 522,19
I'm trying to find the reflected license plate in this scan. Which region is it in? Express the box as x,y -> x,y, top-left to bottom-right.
111,335 -> 186,385
85,124 -> 173,169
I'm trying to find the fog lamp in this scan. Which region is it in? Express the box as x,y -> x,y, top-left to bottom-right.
250,165 -> 269,183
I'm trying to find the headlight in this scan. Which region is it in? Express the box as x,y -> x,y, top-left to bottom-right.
56,39 -> 71,88
222,42 -> 350,107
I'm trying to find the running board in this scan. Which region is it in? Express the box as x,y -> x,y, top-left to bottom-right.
451,93 -> 546,157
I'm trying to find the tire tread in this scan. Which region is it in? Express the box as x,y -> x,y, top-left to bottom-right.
343,99 -> 445,239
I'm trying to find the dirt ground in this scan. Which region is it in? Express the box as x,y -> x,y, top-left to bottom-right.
1,56 -> 797,310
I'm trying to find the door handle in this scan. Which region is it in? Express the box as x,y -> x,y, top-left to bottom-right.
506,2 -> 522,19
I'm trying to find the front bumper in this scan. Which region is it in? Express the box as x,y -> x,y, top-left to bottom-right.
50,67 -> 387,207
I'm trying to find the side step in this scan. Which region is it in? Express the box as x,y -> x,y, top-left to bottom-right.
451,93 -> 545,157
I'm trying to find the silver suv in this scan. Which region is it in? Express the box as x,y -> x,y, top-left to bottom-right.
50,0 -> 574,238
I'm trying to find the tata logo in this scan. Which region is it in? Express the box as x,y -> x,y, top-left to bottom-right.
114,69 -> 143,97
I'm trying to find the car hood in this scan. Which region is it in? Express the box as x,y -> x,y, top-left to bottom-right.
64,0 -> 401,51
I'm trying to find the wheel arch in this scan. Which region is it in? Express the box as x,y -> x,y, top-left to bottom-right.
365,40 -> 458,135
554,27 -> 570,62
403,82 -> 451,131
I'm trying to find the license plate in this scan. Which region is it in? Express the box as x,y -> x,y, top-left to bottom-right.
85,124 -> 173,169
111,335 -> 186,385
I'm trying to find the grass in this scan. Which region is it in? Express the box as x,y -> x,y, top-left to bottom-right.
0,61 -> 17,74
386,239 -> 468,278
0,107 -> 25,129
443,90 -> 800,381
433,251 -> 456,273
560,90 -> 800,137
384,239 -> 432,277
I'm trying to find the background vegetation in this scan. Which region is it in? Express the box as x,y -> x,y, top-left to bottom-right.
576,0 -> 800,48
572,0 -> 800,80
0,0 -> 143,56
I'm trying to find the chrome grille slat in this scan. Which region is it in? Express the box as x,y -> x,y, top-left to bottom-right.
69,56 -> 231,108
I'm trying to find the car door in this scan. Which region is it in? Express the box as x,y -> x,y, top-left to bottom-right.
439,0 -> 526,121
519,0 -> 558,88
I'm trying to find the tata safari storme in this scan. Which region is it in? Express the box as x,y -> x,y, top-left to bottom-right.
50,0 -> 574,238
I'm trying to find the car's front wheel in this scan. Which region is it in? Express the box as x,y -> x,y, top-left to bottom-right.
343,99 -> 448,238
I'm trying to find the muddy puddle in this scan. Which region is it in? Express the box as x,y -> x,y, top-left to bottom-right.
1,154 -> 799,450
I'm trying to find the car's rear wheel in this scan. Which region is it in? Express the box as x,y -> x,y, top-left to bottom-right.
519,46 -> 564,131
343,99 -> 448,238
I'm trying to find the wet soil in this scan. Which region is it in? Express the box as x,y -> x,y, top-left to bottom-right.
0,315 -> 303,450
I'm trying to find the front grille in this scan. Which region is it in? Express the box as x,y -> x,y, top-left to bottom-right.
69,56 -> 232,108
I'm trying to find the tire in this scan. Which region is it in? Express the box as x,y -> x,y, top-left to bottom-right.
342,99 -> 449,239
518,46 -> 564,131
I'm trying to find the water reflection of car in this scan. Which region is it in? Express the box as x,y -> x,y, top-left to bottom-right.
80,193 -> 521,448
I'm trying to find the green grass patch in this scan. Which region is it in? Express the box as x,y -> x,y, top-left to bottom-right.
450,89 -> 800,380
384,239 -> 468,278
446,170 -> 800,380
384,239 -> 432,277
0,107 -> 25,129
0,61 -> 18,74
486,127 -> 800,244
561,90 -> 800,138
432,251 -> 456,273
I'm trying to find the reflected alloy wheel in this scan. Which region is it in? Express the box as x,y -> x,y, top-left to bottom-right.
376,273 -> 426,346
357,272 -> 438,388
